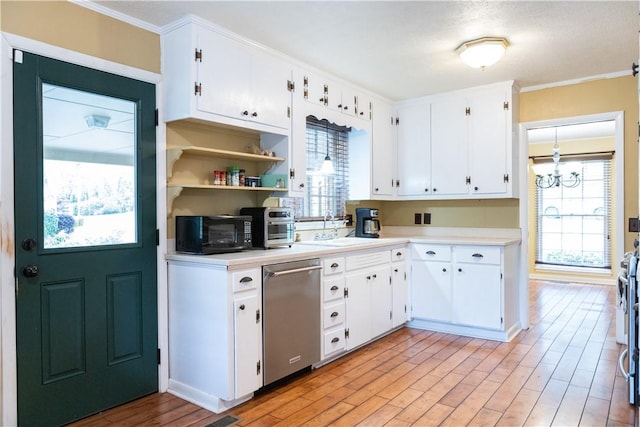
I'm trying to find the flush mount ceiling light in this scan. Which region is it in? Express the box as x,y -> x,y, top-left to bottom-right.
456,37 -> 510,70
85,114 -> 110,129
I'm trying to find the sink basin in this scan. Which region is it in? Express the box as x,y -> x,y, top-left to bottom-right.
300,237 -> 377,247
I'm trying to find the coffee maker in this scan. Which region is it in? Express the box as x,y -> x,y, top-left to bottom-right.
355,208 -> 380,238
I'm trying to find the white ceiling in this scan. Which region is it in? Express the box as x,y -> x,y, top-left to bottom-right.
88,0 -> 639,101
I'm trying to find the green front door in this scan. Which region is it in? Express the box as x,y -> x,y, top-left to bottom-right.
13,51 -> 158,426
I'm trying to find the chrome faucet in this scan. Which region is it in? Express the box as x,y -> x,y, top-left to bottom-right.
315,210 -> 335,241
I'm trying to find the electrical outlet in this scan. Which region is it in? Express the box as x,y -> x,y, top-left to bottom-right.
629,217 -> 639,232
423,213 -> 431,225
414,213 -> 421,225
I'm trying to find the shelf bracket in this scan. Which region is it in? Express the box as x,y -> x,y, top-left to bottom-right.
167,186 -> 184,216
166,148 -> 185,179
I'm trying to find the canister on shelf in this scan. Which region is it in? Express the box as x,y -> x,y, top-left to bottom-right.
239,169 -> 245,186
230,165 -> 240,186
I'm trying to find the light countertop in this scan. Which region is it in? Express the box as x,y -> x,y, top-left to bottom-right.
165,234 -> 521,269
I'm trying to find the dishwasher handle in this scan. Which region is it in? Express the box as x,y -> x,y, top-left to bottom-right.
266,265 -> 322,278
619,348 -> 630,381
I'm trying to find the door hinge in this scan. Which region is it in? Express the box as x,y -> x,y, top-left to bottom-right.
389,276 -> 392,285
156,229 -> 160,246
501,317 -> 504,325
256,309 -> 261,323
390,311 -> 392,320
390,116 -> 394,125
287,80 -> 295,92
404,304 -> 407,314
503,174 -> 509,183
287,106 -> 291,118
404,272 -> 407,280
396,179 -> 400,188
154,109 -> 159,127
257,360 -> 261,375
503,101 -> 509,110
289,168 -> 295,179
465,107 -> 471,116
500,272 -> 503,279
345,328 -> 350,339
194,82 -> 202,96
195,48 -> 202,62
395,117 -> 400,126
344,288 -> 349,298
466,176 -> 471,185
157,348 -> 161,364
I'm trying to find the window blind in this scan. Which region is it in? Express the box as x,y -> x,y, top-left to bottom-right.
535,156 -> 612,269
295,116 -> 350,219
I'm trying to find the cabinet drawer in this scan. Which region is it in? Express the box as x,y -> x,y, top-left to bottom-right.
323,302 -> 345,329
323,329 -> 346,357
323,257 -> 345,275
323,277 -> 345,302
412,244 -> 452,261
346,250 -> 390,271
391,247 -> 407,262
455,246 -> 501,265
231,268 -> 260,292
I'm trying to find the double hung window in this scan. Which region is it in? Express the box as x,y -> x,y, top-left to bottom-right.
535,157 -> 612,269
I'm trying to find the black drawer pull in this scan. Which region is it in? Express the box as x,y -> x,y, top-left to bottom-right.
426,251 -> 436,255
331,262 -> 339,268
330,285 -> 339,291
330,311 -> 339,318
396,251 -> 402,257
472,253 -> 484,258
239,276 -> 253,283
331,337 -> 340,343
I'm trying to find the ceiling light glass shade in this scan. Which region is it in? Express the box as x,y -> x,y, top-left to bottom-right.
456,37 -> 510,69
319,155 -> 335,174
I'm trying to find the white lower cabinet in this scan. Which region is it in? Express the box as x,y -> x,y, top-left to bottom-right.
391,247 -> 409,327
320,246 -> 407,359
410,242 -> 519,341
167,261 -> 262,413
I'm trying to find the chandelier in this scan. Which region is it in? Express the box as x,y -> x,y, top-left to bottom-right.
534,130 -> 581,189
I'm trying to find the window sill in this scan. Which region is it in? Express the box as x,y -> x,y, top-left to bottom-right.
535,264 -> 611,275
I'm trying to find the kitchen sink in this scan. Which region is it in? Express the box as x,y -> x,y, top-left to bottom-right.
299,237 -> 378,247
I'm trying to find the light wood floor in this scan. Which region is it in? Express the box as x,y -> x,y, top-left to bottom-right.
72,280 -> 637,426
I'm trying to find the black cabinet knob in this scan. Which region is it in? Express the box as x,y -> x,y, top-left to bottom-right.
21,238 -> 37,251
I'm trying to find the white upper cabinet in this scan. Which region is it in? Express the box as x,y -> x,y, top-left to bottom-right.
302,71 -> 371,123
430,96 -> 469,196
392,81 -> 517,200
370,99 -> 396,197
396,102 -> 431,197
467,88 -> 511,195
162,19 -> 292,134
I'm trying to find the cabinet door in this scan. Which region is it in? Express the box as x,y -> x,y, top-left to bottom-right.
370,265 -> 392,338
249,50 -> 292,130
452,263 -> 502,329
468,90 -> 508,195
411,261 -> 452,322
303,71 -> 328,108
338,86 -> 358,117
234,295 -> 261,397
430,97 -> 469,195
392,262 -> 408,327
396,103 -> 431,196
371,100 -> 396,197
197,29 -> 250,120
345,271 -> 371,349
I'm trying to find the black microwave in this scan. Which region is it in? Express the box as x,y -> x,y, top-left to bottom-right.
175,215 -> 252,254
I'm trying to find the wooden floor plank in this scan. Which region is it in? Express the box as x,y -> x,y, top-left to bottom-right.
69,281 -> 637,427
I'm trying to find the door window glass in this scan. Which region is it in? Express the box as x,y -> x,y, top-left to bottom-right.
42,83 -> 137,249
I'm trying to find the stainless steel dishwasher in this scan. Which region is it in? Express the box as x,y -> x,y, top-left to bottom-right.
262,258 -> 321,386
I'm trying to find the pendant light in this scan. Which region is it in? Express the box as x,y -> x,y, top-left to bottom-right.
533,128 -> 581,189
319,121 -> 334,174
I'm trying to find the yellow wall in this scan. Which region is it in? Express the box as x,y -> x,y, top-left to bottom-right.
0,1 -> 160,74
521,76 -> 637,283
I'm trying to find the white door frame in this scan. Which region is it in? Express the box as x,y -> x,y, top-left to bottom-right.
518,111 -> 625,328
0,32 -> 168,426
